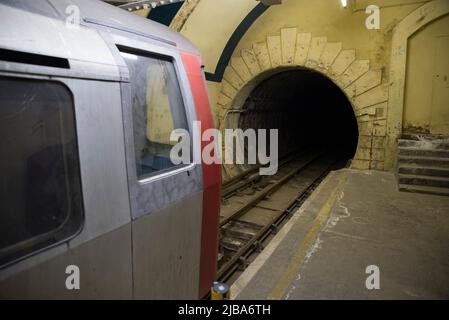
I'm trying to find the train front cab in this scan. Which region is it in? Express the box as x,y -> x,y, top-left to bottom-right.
0,2 -> 221,300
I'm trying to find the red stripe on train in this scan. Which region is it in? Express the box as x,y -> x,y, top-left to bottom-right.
181,52 -> 221,299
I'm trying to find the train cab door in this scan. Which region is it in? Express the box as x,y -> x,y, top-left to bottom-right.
113,35 -> 206,299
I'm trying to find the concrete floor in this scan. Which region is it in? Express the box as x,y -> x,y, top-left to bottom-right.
232,169 -> 449,300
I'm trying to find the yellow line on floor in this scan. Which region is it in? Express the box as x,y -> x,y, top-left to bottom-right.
267,177 -> 347,300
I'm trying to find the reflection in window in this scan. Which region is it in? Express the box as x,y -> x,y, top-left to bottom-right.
120,49 -> 190,180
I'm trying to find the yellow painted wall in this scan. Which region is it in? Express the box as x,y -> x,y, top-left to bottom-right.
403,13 -> 449,134
173,0 -> 449,171
180,0 -> 257,74
133,8 -> 151,17
179,0 -> 256,110
179,0 -> 425,118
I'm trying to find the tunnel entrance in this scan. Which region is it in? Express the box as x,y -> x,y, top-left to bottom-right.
234,68 -> 359,170
219,69 -> 360,280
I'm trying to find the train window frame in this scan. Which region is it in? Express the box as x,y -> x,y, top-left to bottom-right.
117,45 -> 195,184
0,74 -> 84,268
115,38 -> 201,220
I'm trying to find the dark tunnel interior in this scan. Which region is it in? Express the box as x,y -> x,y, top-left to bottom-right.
238,69 -> 359,167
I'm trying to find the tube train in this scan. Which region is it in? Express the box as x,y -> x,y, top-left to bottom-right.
0,0 -> 221,299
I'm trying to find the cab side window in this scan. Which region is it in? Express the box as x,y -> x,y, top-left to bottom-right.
119,48 -> 189,180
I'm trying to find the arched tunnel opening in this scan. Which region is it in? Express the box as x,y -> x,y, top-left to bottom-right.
233,68 -> 359,172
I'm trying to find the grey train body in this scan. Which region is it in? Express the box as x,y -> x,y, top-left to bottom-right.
0,0 -> 213,299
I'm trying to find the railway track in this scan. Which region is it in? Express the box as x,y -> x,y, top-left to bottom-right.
221,151 -> 302,201
218,149 -> 342,283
